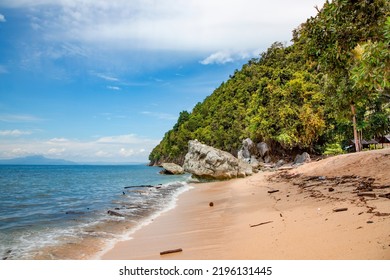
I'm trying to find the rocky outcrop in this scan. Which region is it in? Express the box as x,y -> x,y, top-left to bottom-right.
183,140 -> 252,180
160,163 -> 185,175
237,139 -> 272,172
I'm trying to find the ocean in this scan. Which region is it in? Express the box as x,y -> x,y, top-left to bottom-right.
0,164 -> 191,260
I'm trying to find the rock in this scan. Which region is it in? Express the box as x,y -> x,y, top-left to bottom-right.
107,210 -> 124,217
160,163 -> 185,175
238,138 -> 253,162
238,138 -> 261,164
250,156 -> 260,170
183,140 -> 253,180
293,152 -> 311,165
237,149 -> 250,163
243,138 -> 258,156
238,160 -> 253,178
264,155 -> 271,163
275,159 -> 285,168
257,142 -> 269,158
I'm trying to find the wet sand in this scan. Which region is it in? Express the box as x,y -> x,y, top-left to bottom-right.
100,149 -> 390,260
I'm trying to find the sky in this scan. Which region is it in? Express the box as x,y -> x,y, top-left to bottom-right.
0,0 -> 325,163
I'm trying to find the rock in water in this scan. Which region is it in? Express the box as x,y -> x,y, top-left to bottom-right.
183,140 -> 252,180
160,163 -> 185,175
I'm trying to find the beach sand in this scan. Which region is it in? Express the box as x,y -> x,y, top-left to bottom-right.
100,149 -> 390,260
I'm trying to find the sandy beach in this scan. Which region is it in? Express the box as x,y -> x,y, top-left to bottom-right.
100,149 -> 390,260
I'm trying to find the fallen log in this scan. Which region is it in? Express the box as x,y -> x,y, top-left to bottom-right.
333,207 -> 348,212
268,190 -> 279,194
160,248 -> 183,255
250,221 -> 273,228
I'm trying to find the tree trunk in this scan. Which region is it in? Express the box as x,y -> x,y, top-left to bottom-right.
351,104 -> 360,152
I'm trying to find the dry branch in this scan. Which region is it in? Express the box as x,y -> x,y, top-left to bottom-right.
250,221 -> 273,228
333,207 -> 348,212
268,190 -> 279,194
160,248 -> 183,255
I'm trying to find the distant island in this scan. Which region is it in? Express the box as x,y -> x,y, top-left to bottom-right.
0,155 -> 76,165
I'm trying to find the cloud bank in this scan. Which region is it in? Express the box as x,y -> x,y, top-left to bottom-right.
1,0 -> 325,59
0,133 -> 159,162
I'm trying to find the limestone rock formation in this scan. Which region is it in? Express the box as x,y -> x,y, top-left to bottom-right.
183,140 -> 252,180
160,163 -> 185,175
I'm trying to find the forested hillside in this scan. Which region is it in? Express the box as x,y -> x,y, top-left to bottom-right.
149,0 -> 389,166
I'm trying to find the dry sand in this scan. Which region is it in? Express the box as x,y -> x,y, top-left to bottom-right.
100,149 -> 390,260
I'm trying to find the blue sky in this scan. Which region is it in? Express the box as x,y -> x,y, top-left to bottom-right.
0,0 -> 324,163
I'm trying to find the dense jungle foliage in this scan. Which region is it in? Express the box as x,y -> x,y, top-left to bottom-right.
149,0 -> 390,166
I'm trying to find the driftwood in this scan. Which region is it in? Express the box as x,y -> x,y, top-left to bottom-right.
357,192 -> 376,198
333,207 -> 348,212
250,221 -> 273,228
160,248 -> 183,255
268,190 -> 279,194
209,202 -> 214,207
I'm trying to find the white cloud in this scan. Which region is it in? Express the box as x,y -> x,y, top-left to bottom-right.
200,51 -> 234,65
95,73 -> 120,82
107,86 -> 121,91
200,49 -> 262,65
119,148 -> 134,157
1,0 -> 325,54
0,129 -> 32,136
47,147 -> 66,155
95,150 -> 111,158
47,137 -> 70,143
0,133 -> 159,162
0,14 -> 5,22
96,134 -> 147,145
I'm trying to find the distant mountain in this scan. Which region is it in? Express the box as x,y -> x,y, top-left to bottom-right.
0,155 -> 76,165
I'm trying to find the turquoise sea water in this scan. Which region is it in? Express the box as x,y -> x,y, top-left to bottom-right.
0,165 -> 190,259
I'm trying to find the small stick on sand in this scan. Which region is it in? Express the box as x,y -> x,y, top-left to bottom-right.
333,207 -> 348,212
250,221 -> 273,228
268,190 -> 279,194
160,248 -> 183,255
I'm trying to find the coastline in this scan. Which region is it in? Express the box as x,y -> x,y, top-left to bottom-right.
99,149 -> 390,260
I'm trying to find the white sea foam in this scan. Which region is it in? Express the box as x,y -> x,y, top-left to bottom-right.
93,181 -> 193,259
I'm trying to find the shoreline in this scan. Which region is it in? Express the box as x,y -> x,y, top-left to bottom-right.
99,149 -> 390,260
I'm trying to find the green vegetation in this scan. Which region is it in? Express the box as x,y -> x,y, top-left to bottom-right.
149,0 -> 390,166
